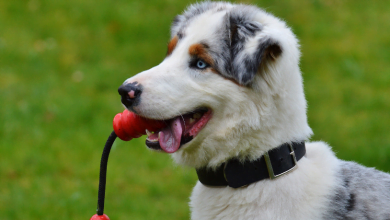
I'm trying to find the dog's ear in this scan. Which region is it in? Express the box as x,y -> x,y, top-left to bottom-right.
228,15 -> 282,85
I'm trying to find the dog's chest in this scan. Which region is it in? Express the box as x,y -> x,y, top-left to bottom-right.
190,182 -> 310,220
189,143 -> 341,220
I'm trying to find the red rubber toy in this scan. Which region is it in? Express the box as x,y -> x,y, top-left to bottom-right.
90,214 -> 110,220
91,109 -> 165,219
113,109 -> 166,141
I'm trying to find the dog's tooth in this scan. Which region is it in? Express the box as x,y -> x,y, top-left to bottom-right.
146,137 -> 159,142
194,113 -> 201,119
189,118 -> 195,124
146,129 -> 152,137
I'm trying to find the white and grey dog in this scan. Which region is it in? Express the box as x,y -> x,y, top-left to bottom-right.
118,2 -> 390,219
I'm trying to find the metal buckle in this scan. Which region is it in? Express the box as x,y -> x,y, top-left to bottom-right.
264,144 -> 298,179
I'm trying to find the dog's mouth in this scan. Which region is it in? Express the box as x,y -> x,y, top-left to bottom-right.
145,108 -> 212,153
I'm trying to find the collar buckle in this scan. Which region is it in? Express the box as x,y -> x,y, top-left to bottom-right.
263,143 -> 298,179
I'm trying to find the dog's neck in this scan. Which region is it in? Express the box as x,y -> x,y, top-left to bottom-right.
195,141 -> 306,188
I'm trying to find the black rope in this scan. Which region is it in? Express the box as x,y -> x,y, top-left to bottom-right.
97,131 -> 117,215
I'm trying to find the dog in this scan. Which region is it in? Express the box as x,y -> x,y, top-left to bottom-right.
117,2 -> 390,219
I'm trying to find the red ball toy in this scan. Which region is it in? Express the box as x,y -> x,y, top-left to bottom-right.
90,214 -> 110,220
92,109 -> 165,219
113,109 -> 166,141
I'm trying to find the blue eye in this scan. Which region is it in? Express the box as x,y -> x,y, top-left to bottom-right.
196,60 -> 207,69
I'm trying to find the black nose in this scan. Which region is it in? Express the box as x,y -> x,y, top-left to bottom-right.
118,82 -> 143,108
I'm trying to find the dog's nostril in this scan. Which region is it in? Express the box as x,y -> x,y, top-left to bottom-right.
129,90 -> 135,99
118,82 -> 143,108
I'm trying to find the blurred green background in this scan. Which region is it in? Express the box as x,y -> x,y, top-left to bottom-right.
0,0 -> 389,219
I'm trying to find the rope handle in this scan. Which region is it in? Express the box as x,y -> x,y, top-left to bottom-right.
90,131 -> 117,220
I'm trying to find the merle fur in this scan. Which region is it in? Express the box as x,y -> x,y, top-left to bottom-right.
170,3 -> 282,86
322,161 -> 390,219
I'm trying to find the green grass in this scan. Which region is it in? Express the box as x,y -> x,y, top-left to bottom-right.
0,0 -> 389,219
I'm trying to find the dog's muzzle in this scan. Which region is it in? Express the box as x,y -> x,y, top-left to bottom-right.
118,82 -> 143,109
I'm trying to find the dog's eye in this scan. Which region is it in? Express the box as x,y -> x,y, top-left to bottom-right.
189,58 -> 210,70
196,60 -> 208,69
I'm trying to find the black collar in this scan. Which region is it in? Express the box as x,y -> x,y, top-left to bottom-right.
196,141 -> 306,188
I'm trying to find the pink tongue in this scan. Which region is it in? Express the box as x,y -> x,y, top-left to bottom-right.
158,117 -> 183,153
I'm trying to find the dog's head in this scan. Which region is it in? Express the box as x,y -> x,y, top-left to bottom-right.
119,2 -> 312,168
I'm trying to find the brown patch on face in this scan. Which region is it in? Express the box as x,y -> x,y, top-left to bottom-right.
210,67 -> 243,87
210,67 -> 220,75
188,43 -> 243,86
167,36 -> 178,56
224,76 -> 243,87
188,44 -> 214,66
